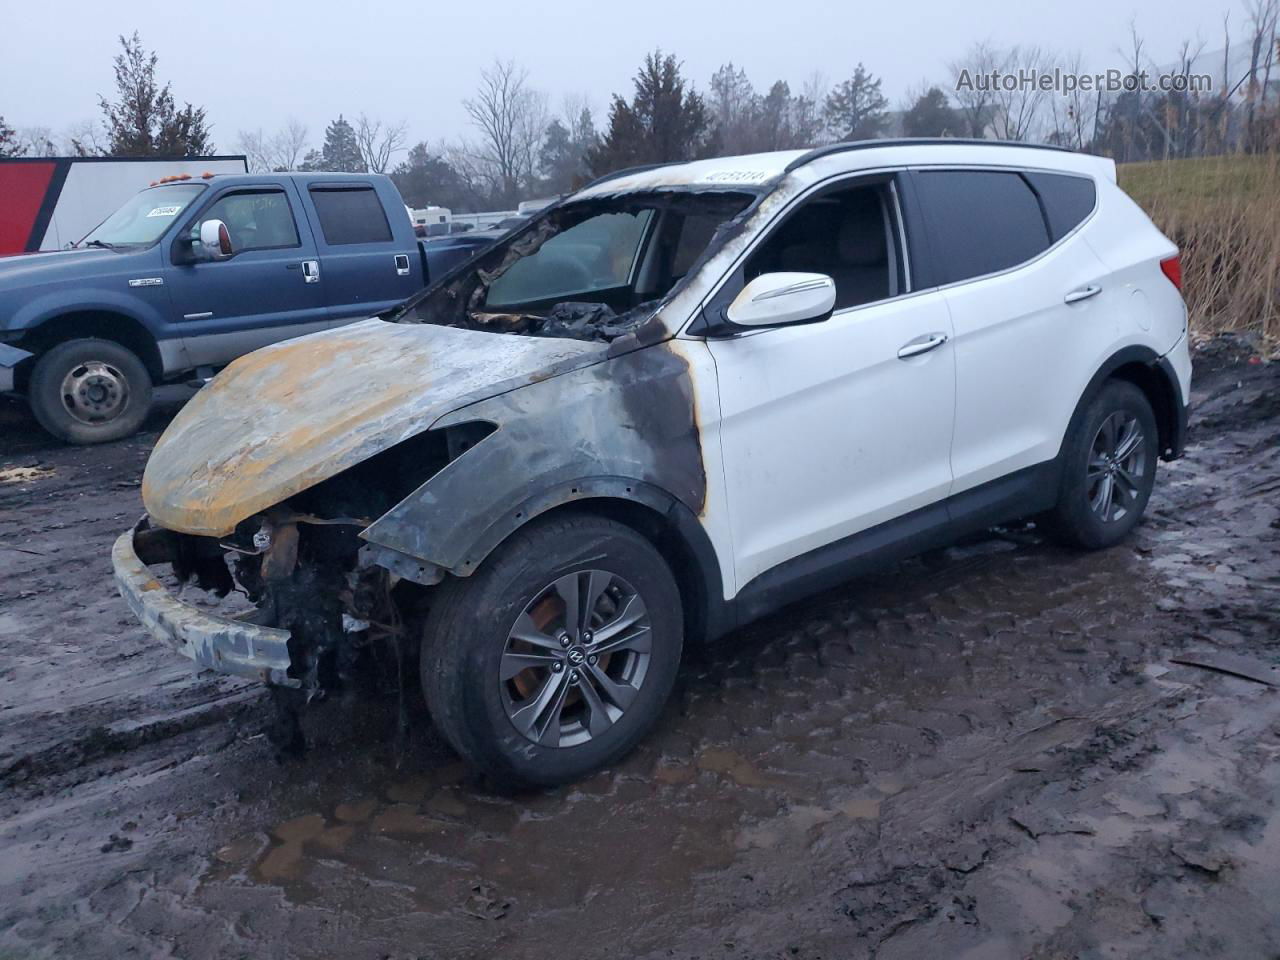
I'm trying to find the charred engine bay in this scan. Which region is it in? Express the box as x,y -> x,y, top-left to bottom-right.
150,425 -> 471,725
3,337 -> 1279,960
395,191 -> 755,342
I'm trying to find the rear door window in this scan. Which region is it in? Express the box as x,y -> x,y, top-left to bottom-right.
309,186 -> 393,245
913,170 -> 1051,285
1023,172 -> 1096,242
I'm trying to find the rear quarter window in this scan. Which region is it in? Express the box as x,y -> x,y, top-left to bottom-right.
913,170 -> 1051,285
1023,172 -> 1097,242
309,186 -> 393,245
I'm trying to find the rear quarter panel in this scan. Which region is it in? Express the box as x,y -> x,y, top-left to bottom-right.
1082,177 -> 1186,358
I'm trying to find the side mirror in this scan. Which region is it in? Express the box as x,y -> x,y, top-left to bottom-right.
726,272 -> 836,328
198,219 -> 233,260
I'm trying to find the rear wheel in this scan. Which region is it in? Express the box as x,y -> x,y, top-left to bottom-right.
1043,379 -> 1158,550
28,338 -> 153,444
421,513 -> 683,787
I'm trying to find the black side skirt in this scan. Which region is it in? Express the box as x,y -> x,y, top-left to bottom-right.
717,457 -> 1062,635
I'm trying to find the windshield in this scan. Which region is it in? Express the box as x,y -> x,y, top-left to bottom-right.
397,190 -> 755,342
485,210 -> 653,309
80,184 -> 206,248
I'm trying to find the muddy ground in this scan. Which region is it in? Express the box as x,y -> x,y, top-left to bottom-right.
1,341 -> 1278,959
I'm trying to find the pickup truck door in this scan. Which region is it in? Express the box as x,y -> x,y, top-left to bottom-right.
164,180 -> 328,368
299,181 -> 424,325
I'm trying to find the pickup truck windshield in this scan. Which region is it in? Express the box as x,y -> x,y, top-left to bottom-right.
80,184 -> 206,248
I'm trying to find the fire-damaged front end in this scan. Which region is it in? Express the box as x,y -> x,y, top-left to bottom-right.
113,164 -> 780,740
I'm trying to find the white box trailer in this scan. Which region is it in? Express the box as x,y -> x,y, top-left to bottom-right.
0,155 -> 248,256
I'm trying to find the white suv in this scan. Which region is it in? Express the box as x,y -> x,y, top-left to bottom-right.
115,139 -> 1191,786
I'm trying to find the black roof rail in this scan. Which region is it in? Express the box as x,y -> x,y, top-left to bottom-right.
784,137 -> 1076,173
580,161 -> 676,191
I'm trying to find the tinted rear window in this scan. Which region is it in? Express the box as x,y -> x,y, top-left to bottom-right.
1023,172 -> 1096,242
914,170 -> 1050,284
309,187 -> 393,245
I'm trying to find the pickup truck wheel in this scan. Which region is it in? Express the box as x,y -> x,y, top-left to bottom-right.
1042,380 -> 1158,550
421,514 -> 683,788
28,338 -> 153,444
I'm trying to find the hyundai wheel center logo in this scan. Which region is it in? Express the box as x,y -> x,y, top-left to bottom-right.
566,645 -> 587,666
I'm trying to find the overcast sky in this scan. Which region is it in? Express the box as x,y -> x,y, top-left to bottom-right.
2,0 -> 1245,156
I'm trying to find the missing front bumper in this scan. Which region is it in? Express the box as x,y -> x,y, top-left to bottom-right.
111,518 -> 299,687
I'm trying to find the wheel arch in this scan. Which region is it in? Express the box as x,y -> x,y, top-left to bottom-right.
15,311 -> 163,390
459,480 -> 729,646
1069,345 -> 1184,462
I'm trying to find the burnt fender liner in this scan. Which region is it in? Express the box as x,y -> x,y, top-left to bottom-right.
475,477 -> 731,642
364,475 -> 732,644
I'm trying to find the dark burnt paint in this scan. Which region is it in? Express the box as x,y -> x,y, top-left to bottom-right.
360,339 -> 706,578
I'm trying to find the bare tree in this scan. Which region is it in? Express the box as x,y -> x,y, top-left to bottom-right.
236,128 -> 273,172
949,41 -> 999,137
273,118 -> 310,171
989,45 -> 1049,141
64,119 -> 106,156
792,72 -> 830,146
355,113 -> 408,174
462,59 -> 548,206
237,119 -> 312,172
14,125 -> 57,156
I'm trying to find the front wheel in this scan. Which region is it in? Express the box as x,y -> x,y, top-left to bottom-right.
1043,379 -> 1159,550
421,513 -> 683,787
27,338 -> 153,444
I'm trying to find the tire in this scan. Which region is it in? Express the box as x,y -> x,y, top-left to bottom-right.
421,513 -> 683,787
1043,379 -> 1159,550
27,338 -> 153,445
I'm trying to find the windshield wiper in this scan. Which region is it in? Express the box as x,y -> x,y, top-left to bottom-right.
84,239 -> 115,249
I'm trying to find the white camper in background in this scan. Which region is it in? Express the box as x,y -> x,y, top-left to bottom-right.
410,205 -> 452,236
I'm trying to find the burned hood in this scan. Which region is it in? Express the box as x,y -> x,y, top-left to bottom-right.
142,319 -> 605,537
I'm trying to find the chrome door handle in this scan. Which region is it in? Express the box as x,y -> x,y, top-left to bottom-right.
1064,284 -> 1102,304
897,332 -> 949,359
301,260 -> 320,283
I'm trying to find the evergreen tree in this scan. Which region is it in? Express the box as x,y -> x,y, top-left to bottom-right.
589,51 -> 711,176
320,115 -> 366,172
824,64 -> 889,141
98,33 -> 213,156
0,116 -> 20,158
391,143 -> 471,210
902,87 -> 959,137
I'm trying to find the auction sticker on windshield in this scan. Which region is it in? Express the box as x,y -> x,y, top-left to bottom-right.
146,205 -> 183,218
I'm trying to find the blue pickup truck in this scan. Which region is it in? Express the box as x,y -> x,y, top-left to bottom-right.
0,172 -> 495,444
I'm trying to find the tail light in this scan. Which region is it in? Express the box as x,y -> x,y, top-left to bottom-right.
1160,254 -> 1182,291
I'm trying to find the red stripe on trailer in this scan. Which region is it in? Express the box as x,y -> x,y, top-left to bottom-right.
0,162 -> 57,255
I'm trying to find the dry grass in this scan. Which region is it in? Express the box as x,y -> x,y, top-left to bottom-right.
1119,153 -> 1280,341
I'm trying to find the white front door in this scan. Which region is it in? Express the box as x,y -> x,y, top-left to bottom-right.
706,288 -> 956,588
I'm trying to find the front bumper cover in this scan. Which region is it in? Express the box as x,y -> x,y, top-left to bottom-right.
0,343 -> 34,394
111,517 -> 299,687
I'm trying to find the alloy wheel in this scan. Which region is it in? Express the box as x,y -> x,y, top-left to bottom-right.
1087,411 -> 1147,523
500,570 -> 653,748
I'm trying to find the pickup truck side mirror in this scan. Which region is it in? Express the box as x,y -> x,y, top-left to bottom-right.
725,272 -> 836,328
197,219 -> 234,260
